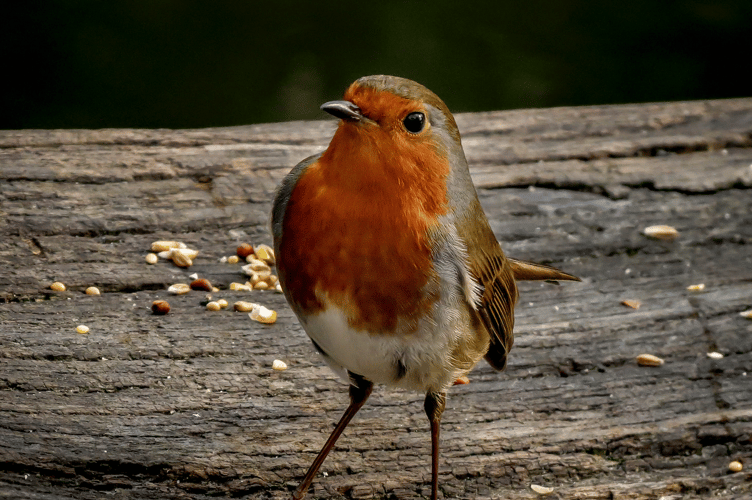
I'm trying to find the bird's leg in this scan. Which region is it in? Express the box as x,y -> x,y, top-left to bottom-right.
424,391 -> 447,500
293,373 -> 373,500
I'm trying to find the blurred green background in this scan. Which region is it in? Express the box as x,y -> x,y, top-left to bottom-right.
5,1 -> 750,130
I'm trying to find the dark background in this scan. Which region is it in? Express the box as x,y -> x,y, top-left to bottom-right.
5,1 -> 750,130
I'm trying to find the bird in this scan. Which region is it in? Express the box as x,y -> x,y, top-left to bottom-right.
271,75 -> 580,500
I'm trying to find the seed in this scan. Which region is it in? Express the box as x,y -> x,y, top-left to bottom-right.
531,484 -> 553,495
167,283 -> 191,295
150,241 -> 186,252
643,225 -> 679,241
76,325 -> 90,334
687,283 -> 705,292
254,281 -> 269,290
739,309 -> 752,319
190,278 -> 213,291
248,258 -> 269,270
267,275 -> 278,285
152,300 -> 170,315
206,301 -> 221,311
729,460 -> 743,472
157,250 -> 174,259
211,287 -> 220,292
272,359 -> 287,371
171,248 -> 197,268
636,353 -> 664,367
249,305 -> 277,324
171,253 -> 192,268
85,286 -> 100,296
275,283 -> 283,293
234,301 -> 258,312
707,351 -> 724,359
621,299 -> 641,309
229,282 -> 252,291
237,243 -> 254,258
453,375 -> 470,385
227,255 -> 239,264
254,244 -> 275,264
217,299 -> 229,309
145,253 -> 159,264
189,273 -> 199,280
242,261 -> 271,279
176,248 -> 199,259
50,282 -> 66,292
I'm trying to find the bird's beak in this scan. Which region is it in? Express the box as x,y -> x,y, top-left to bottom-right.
320,100 -> 363,122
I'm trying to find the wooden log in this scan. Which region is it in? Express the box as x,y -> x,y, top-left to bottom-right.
1,98 -> 751,499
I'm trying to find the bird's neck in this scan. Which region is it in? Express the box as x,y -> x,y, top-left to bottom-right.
319,124 -> 450,216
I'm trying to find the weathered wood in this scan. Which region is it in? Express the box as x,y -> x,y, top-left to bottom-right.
1,98 -> 751,499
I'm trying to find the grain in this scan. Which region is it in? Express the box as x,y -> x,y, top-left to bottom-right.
234,301 -> 258,312
151,300 -> 170,315
190,278 -> 213,291
531,484 -> 553,495
636,353 -> 664,367
236,243 -> 254,258
249,305 -> 277,324
167,283 -> 191,295
254,244 -> 275,264
621,299 -> 641,309
643,225 -> 679,241
150,241 -> 186,252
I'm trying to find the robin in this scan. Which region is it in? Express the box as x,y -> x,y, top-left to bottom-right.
272,75 -> 580,499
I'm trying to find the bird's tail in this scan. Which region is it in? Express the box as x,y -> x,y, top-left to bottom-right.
508,257 -> 581,284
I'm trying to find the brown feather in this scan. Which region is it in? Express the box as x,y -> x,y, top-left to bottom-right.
458,200 -> 519,372
508,258 -> 581,283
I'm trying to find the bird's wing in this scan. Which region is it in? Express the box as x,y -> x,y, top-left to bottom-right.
470,243 -> 518,371
457,200 -> 519,372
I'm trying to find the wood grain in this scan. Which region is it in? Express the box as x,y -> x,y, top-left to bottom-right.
1,98 -> 751,499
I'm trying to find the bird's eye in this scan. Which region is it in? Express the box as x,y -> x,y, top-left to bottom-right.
403,112 -> 426,134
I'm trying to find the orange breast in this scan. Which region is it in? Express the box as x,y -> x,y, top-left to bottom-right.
279,121 -> 450,333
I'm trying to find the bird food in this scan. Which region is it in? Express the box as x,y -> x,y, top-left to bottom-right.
636,353 -> 664,366
150,241 -> 186,252
167,283 -> 190,295
643,225 -> 679,241
151,300 -> 170,315
236,243 -> 254,258
249,305 -> 277,324
190,278 -> 213,291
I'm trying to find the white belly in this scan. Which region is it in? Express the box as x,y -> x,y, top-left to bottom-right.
297,301 -> 480,394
